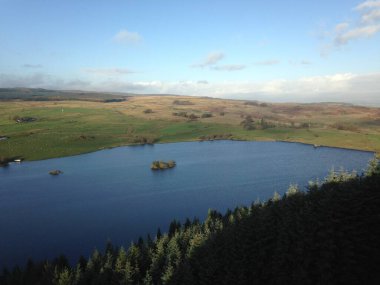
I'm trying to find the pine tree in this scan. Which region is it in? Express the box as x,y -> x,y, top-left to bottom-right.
272,191 -> 281,202
115,247 -> 127,275
56,268 -> 71,285
150,235 -> 169,283
127,243 -> 141,283
73,264 -> 83,285
86,249 -> 102,273
286,184 -> 299,196
124,261 -> 134,285
156,227 -> 162,240
161,264 -> 174,285
143,271 -> 153,285
366,157 -> 380,176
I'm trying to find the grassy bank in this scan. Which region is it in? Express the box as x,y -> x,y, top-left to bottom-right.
1,95 -> 380,160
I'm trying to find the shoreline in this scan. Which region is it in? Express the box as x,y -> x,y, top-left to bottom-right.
2,138 -> 375,164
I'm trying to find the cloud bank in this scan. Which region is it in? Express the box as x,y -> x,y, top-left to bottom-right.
1,72 -> 380,105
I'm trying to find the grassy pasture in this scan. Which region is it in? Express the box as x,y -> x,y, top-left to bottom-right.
1,94 -> 380,160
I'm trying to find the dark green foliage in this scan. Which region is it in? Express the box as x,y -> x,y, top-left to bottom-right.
104,99 -> 126,103
49,170 -> 63,176
259,117 -> 275,129
172,112 -> 199,120
0,157 -> 11,167
199,133 -> 233,141
171,111 -> 188,117
243,100 -> 259,106
143,109 -> 153,114
0,156 -> 23,167
186,114 -> 199,121
14,116 -> 37,123
132,136 -> 157,145
1,166 -> 380,284
172,100 -> 194,106
240,116 -> 275,130
201,113 -> 213,118
243,101 -> 270,108
168,220 -> 181,238
156,228 -> 162,240
151,160 -> 176,170
240,115 -> 255,130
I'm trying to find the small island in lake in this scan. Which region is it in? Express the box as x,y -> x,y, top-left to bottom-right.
49,170 -> 63,176
151,160 -> 176,170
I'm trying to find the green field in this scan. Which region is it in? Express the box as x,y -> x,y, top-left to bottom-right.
1,90 -> 380,160
0,103 -> 232,160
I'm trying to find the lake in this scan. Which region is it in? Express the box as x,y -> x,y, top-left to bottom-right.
0,141 -> 374,268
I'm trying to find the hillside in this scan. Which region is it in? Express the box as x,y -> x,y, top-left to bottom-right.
1,163 -> 379,284
1,88 -> 380,160
0,88 -> 129,102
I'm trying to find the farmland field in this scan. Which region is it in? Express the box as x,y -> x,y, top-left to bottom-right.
1,89 -> 380,160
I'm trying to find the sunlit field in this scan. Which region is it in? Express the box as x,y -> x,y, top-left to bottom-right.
1,94 -> 380,160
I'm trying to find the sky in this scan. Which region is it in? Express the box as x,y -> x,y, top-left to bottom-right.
0,0 -> 379,104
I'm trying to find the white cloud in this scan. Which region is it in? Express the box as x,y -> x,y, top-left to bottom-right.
254,60 -> 280,66
355,0 -> 380,10
191,51 -> 224,68
113,29 -> 142,44
321,1 -> 380,53
361,9 -> 380,22
84,68 -> 136,76
335,24 -> 380,45
191,52 -> 245,71
335,22 -> 349,33
212,64 -> 246,71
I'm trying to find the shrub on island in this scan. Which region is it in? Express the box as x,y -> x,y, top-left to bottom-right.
151,160 -> 176,170
49,170 -> 63,176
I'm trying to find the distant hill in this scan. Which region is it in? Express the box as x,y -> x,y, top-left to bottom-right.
0,88 -> 131,102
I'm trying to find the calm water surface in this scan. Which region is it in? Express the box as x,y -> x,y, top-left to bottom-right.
0,141 -> 374,267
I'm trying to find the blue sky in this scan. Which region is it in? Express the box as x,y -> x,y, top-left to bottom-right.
1,0 -> 379,104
